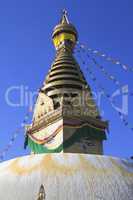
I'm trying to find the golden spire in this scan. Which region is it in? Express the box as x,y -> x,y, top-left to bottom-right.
43,11 -> 87,97
61,9 -> 69,24
37,185 -> 46,200
52,10 -> 78,50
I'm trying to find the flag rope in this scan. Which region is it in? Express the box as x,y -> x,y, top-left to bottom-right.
77,41 -> 133,72
75,46 -> 133,97
0,87 -> 40,162
75,48 -> 133,133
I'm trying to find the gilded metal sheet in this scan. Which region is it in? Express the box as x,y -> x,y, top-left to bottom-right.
44,80 -> 83,90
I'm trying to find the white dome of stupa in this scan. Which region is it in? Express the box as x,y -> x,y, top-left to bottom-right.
0,153 -> 133,200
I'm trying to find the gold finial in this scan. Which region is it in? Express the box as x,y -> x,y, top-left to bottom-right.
37,184 -> 46,200
61,9 -> 69,24
63,9 -> 67,16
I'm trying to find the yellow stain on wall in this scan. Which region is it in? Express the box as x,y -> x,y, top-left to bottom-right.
4,154 -> 133,177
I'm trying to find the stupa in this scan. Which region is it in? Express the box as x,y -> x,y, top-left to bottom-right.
0,10 -> 132,200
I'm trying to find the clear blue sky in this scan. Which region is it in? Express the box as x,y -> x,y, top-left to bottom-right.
0,0 -> 133,161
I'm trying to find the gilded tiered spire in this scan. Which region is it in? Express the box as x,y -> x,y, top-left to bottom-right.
42,10 -> 92,111
25,11 -> 107,155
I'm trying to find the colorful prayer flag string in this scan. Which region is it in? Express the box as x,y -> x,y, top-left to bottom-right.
0,87 -> 40,162
77,41 -> 133,72
75,47 -> 133,97
75,48 -> 133,133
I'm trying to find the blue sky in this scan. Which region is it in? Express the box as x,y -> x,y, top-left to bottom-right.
0,0 -> 133,161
